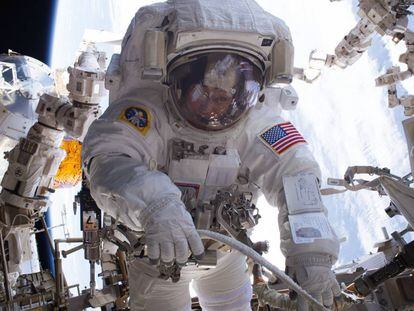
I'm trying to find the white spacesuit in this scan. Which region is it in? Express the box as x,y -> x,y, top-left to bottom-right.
83,0 -> 340,310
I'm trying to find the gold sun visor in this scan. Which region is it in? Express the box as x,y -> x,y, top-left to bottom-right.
54,139 -> 82,188
169,52 -> 263,131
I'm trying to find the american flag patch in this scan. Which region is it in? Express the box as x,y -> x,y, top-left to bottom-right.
259,122 -> 307,155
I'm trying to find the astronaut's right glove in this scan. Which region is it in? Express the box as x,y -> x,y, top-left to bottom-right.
287,253 -> 341,310
139,195 -> 205,265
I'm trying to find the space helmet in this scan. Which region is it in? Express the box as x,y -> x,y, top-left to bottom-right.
108,0 -> 294,131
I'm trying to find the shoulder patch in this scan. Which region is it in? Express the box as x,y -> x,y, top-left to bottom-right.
118,106 -> 151,136
258,122 -> 307,155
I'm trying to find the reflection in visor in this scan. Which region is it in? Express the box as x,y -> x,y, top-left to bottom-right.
169,53 -> 262,131
188,85 -> 234,122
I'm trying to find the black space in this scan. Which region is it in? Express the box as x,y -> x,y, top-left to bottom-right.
0,0 -> 57,65
0,0 -> 57,274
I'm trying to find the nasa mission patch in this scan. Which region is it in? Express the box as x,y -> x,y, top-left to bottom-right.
119,106 -> 151,136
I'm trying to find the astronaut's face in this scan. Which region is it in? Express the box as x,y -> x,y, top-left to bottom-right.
185,84 -> 234,121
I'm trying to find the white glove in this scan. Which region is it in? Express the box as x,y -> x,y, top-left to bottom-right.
287,254 -> 341,310
139,195 -> 204,265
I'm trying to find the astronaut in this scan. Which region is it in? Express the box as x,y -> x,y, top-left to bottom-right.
83,0 -> 340,310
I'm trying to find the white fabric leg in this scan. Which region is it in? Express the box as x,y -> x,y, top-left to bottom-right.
193,251 -> 252,311
128,260 -> 192,311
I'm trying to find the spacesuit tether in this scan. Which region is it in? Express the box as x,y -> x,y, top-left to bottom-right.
83,0 -> 340,310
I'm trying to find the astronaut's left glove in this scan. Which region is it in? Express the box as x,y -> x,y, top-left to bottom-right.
287,253 -> 341,310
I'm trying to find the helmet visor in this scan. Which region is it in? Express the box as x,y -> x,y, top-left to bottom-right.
169,52 -> 262,131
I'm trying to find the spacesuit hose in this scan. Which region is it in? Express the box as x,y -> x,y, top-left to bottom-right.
197,230 -> 329,311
